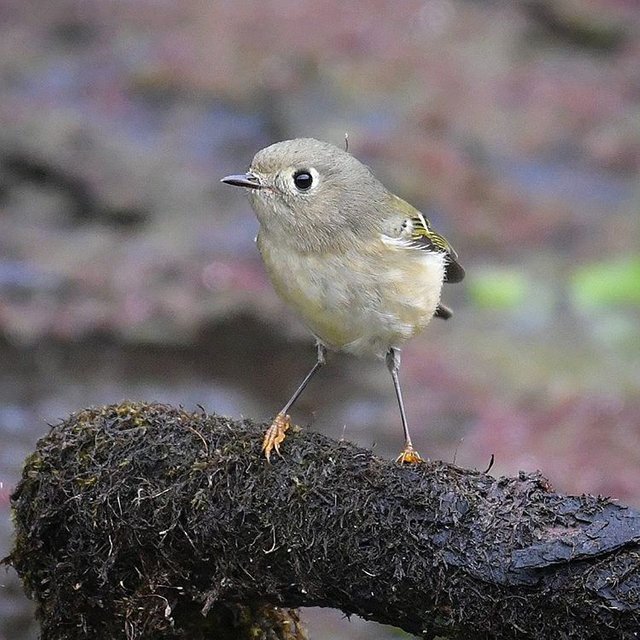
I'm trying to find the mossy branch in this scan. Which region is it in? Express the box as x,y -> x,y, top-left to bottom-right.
5,402 -> 640,639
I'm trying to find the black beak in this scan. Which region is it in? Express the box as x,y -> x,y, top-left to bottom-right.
220,172 -> 263,190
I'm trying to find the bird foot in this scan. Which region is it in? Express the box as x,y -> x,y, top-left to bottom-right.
262,413 -> 291,462
396,445 -> 424,465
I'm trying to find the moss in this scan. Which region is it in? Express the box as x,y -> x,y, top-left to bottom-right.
5,403 -> 307,639
4,402 -> 640,639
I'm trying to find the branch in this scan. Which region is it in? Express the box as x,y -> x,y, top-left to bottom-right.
5,402 -> 640,639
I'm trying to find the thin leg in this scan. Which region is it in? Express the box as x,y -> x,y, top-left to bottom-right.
386,347 -> 424,464
262,343 -> 327,462
281,343 -> 326,415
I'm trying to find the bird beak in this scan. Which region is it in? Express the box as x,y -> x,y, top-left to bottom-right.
220,172 -> 263,190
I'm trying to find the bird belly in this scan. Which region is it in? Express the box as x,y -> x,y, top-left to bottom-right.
258,235 -> 446,358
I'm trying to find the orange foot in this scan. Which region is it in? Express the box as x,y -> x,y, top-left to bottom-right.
396,445 -> 424,465
262,413 -> 291,463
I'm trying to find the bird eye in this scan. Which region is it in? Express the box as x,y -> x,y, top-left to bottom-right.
293,170 -> 313,191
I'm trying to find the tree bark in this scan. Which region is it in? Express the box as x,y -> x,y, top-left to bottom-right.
5,402 -> 640,639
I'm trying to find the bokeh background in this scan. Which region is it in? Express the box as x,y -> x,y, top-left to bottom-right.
1,1 -> 639,638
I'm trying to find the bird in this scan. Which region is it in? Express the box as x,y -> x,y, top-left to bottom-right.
221,138 -> 464,463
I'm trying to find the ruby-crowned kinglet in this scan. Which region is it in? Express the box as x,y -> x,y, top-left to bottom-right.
222,138 -> 464,463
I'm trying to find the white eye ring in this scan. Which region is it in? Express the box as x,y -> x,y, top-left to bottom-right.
290,167 -> 320,192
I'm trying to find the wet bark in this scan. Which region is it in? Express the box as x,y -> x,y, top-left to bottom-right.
5,402 -> 640,639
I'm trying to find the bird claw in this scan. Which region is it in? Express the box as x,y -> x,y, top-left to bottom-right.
262,413 -> 291,462
396,445 -> 424,465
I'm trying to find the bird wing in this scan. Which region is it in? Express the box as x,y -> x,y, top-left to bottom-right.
389,195 -> 465,284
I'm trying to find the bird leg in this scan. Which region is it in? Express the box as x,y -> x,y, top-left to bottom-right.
262,343 -> 327,462
261,413 -> 291,462
386,347 -> 424,464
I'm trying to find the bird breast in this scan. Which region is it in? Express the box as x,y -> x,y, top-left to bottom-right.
257,232 -> 446,358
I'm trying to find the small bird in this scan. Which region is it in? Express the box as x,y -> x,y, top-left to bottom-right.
222,138 -> 464,463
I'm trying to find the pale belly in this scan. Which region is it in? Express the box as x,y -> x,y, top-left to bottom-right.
258,234 -> 446,358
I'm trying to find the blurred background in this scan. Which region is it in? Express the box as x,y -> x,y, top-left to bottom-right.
0,0 -> 639,638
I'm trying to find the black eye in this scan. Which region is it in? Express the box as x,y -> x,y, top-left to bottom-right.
293,170 -> 313,191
